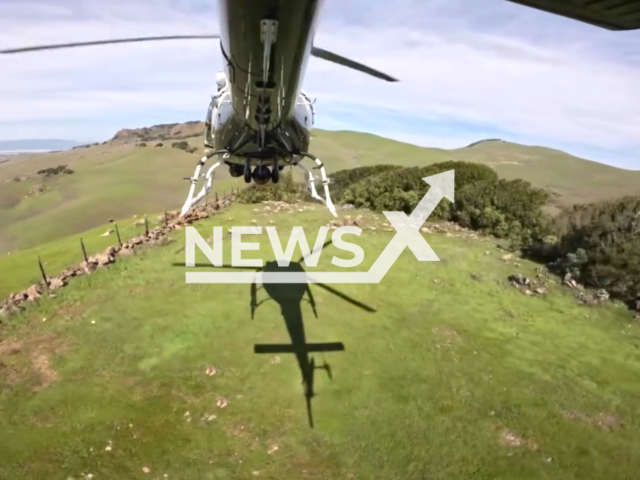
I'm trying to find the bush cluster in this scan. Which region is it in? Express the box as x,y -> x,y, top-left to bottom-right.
525,196 -> 640,305
236,171 -> 303,204
339,161 -> 549,246
36,165 -> 74,176
171,141 -> 189,150
233,159 -> 639,306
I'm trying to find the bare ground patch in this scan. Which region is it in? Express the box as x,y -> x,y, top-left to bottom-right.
0,333 -> 70,391
432,326 -> 463,348
491,425 -> 540,451
563,409 -> 623,432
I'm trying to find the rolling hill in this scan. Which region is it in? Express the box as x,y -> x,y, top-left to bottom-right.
2,123 -> 640,478
1,201 -> 639,479
1,123 -> 639,254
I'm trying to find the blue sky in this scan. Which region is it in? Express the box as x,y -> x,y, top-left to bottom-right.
0,0 -> 639,169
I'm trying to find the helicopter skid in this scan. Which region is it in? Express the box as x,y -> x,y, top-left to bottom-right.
180,150 -> 229,217
295,153 -> 337,217
179,150 -> 338,218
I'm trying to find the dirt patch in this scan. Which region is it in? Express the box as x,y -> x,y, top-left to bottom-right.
223,424 -> 262,450
432,326 -> 463,347
57,301 -> 85,317
499,428 -> 539,451
562,409 -> 623,432
595,412 -> 623,432
0,333 -> 69,391
500,429 -> 525,447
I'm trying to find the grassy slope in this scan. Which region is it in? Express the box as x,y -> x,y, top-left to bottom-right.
2,129 -> 640,254
0,142 -> 236,253
1,203 -> 640,479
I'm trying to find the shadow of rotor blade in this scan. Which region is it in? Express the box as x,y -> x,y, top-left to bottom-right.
297,239 -> 334,264
170,263 -> 259,270
313,283 -> 377,313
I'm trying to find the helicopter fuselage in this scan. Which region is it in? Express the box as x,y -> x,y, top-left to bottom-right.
205,0 -> 325,173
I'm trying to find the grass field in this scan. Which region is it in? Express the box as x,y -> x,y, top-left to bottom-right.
1,203 -> 640,479
1,127 -> 639,254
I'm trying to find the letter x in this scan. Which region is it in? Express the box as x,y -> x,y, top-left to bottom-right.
382,211 -> 439,261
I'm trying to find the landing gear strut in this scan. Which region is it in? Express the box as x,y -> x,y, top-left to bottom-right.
244,157 -> 252,184
272,157 -> 280,184
294,152 -> 337,217
180,151 -> 338,219
180,149 -> 229,217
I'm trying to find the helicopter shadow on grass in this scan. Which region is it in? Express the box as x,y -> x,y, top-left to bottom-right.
172,240 -> 376,427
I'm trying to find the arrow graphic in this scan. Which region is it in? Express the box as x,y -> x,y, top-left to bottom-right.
185,170 -> 455,284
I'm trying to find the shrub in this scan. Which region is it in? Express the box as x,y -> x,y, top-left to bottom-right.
453,178 -> 551,246
236,171 -> 303,204
36,165 -> 74,176
341,161 -> 499,219
338,160 -> 552,245
155,142 -> 163,148
329,164 -> 403,202
525,196 -> 640,305
136,142 -> 147,147
171,141 -> 189,151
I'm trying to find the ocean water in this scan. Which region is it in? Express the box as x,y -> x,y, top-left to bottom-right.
0,150 -> 53,154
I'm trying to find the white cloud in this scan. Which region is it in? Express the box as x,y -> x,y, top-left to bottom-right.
0,0 -> 639,169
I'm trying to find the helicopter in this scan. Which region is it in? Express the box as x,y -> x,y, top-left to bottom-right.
2,0 -> 638,218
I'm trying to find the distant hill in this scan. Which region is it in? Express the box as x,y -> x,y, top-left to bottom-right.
1,120 -> 639,253
0,139 -> 83,152
109,121 -> 205,144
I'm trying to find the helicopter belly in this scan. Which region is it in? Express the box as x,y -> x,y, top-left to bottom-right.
208,95 -> 237,151
207,88 -> 313,162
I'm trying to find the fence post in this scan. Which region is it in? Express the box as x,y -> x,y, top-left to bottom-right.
144,215 -> 149,236
80,238 -> 88,263
114,223 -> 123,247
37,256 -> 48,290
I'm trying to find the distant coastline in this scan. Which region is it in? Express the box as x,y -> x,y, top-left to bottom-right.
0,149 -> 54,154
0,150 -> 56,158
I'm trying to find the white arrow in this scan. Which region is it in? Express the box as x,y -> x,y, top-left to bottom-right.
363,169 -> 455,280
409,170 -> 455,223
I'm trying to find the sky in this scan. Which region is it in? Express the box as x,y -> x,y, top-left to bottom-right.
0,0 -> 639,169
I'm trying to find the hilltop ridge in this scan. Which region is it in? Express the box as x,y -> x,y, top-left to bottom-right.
109,121 -> 206,144
465,138 -> 506,148
1,120 -> 639,253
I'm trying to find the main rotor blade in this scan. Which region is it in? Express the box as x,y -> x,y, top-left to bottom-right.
0,35 -> 220,54
311,46 -> 398,82
170,262 -> 258,270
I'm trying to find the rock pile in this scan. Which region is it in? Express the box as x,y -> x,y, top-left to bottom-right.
258,200 -> 317,215
326,214 -> 362,229
508,273 -> 547,296
0,196 -> 235,319
562,272 -> 612,306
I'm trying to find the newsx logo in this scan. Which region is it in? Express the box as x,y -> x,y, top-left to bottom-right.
184,170 -> 455,284
186,224 -> 365,268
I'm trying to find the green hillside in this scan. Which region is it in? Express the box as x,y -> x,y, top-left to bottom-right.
1,202 -> 639,479
1,127 -> 639,254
